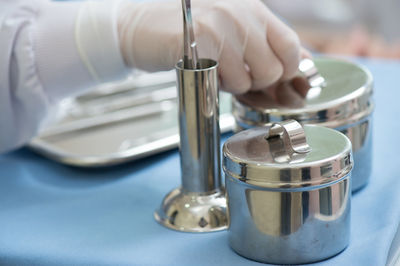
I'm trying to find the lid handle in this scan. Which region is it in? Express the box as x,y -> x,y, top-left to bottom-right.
265,120 -> 311,154
299,58 -> 326,88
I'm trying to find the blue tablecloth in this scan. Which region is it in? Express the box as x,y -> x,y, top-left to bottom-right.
0,58 -> 399,266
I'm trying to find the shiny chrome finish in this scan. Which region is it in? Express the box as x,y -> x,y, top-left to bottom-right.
298,58 -> 326,88
181,0 -> 198,69
226,176 -> 351,264
155,59 -> 228,232
232,57 -> 373,191
223,122 -> 352,264
28,70 -> 235,168
223,124 -> 353,189
338,118 -> 372,191
154,188 -> 227,232
265,120 -> 311,154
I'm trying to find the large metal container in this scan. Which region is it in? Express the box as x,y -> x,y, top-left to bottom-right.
232,57 -> 373,191
223,120 -> 353,264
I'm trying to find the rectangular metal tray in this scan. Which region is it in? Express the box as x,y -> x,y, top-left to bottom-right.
29,71 -> 234,167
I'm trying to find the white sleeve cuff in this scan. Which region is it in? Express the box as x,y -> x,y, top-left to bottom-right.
34,0 -> 129,102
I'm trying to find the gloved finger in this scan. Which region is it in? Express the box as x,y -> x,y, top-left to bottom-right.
218,43 -> 252,94
208,0 -> 282,92
263,8 -> 301,80
301,47 -> 313,59
244,26 -> 284,91
201,3 -> 252,94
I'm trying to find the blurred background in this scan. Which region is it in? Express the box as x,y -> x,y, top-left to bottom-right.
264,0 -> 400,59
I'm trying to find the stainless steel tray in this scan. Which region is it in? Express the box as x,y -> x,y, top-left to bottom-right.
29,71 -> 234,167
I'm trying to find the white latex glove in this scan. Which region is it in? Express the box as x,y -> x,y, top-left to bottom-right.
118,0 -> 302,94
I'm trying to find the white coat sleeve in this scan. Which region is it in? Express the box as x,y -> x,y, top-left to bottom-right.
0,0 -> 130,153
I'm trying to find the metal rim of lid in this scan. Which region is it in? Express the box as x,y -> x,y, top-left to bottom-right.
232,57 -> 374,128
222,124 -> 353,189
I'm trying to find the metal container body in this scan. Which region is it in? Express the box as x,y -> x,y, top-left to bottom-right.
235,117 -> 372,191
223,122 -> 353,264
154,59 -> 228,233
337,118 -> 372,191
176,59 -> 221,193
226,174 -> 351,264
232,57 -> 374,192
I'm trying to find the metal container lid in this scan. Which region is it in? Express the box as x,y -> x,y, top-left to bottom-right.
223,120 -> 353,189
233,57 -> 373,128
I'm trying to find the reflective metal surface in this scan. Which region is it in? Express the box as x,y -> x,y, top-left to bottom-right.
223,121 -> 352,264
223,123 -> 353,188
154,188 -> 227,232
339,118 -> 372,191
226,176 -> 351,264
233,58 -> 373,127
298,58 -> 326,88
155,59 -> 228,232
232,57 -> 373,191
265,120 -> 311,154
181,0 -> 199,69
28,71 -> 235,167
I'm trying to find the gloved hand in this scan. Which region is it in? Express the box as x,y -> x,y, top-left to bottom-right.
118,0 -> 303,94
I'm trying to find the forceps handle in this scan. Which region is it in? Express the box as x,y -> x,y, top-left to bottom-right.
181,0 -> 198,69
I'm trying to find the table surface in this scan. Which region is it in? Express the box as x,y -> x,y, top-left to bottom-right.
1,58 -> 400,266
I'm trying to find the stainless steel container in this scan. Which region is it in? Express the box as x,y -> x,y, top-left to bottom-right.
232,57 -> 373,191
223,120 -> 353,264
154,59 -> 228,232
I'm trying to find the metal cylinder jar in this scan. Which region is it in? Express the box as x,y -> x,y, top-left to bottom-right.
232,57 -> 373,191
223,120 -> 353,264
154,59 -> 228,233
